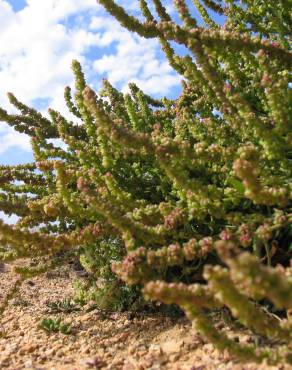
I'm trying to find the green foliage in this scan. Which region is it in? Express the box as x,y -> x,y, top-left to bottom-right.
73,275 -> 142,312
73,237 -> 143,310
144,241 -> 292,364
79,238 -> 124,275
45,298 -> 80,314
0,0 -> 291,364
40,318 -> 72,334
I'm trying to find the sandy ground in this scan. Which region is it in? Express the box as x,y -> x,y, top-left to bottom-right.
0,262 -> 290,370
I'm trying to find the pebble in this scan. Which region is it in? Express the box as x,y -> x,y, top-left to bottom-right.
80,356 -> 105,368
161,340 -> 183,354
122,359 -> 137,370
128,345 -> 136,354
24,359 -> 33,368
169,353 -> 180,362
19,344 -> 37,355
0,358 -> 10,367
26,280 -> 35,287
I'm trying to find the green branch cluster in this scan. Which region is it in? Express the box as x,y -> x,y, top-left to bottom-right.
0,0 -> 291,363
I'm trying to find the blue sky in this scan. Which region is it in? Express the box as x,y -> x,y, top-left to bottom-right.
0,0 -> 184,166
0,0 -> 224,166
6,0 -> 26,11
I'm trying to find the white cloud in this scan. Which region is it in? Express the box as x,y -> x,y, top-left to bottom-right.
0,0 -> 180,157
0,124 -> 31,154
0,1 -> 14,32
124,74 -> 181,96
0,0 -> 99,155
91,17 -> 180,94
0,0 -> 100,107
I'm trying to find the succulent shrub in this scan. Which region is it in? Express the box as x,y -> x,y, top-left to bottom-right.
0,0 -> 291,364
45,298 -> 80,314
40,317 -> 72,334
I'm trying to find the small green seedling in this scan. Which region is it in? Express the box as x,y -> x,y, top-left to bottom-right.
46,298 -> 80,313
40,317 -> 72,334
12,297 -> 30,307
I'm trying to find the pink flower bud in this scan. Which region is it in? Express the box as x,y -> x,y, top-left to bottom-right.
261,74 -> 272,87
77,177 -> 85,191
224,83 -> 232,93
220,229 -> 232,241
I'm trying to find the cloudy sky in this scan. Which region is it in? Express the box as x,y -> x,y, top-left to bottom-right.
0,0 -> 185,166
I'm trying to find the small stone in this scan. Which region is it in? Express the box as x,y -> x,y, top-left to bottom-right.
80,356 -> 105,368
128,346 -> 136,355
119,332 -> 130,341
0,263 -> 10,273
202,343 -> 213,352
26,280 -> 35,287
160,340 -> 183,354
138,350 -> 148,357
169,353 -> 180,362
111,358 -> 124,367
122,359 -> 136,370
45,348 -> 56,356
0,358 -> 10,368
19,344 -> 36,355
24,360 -> 33,368
80,314 -> 91,323
82,346 -> 91,354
